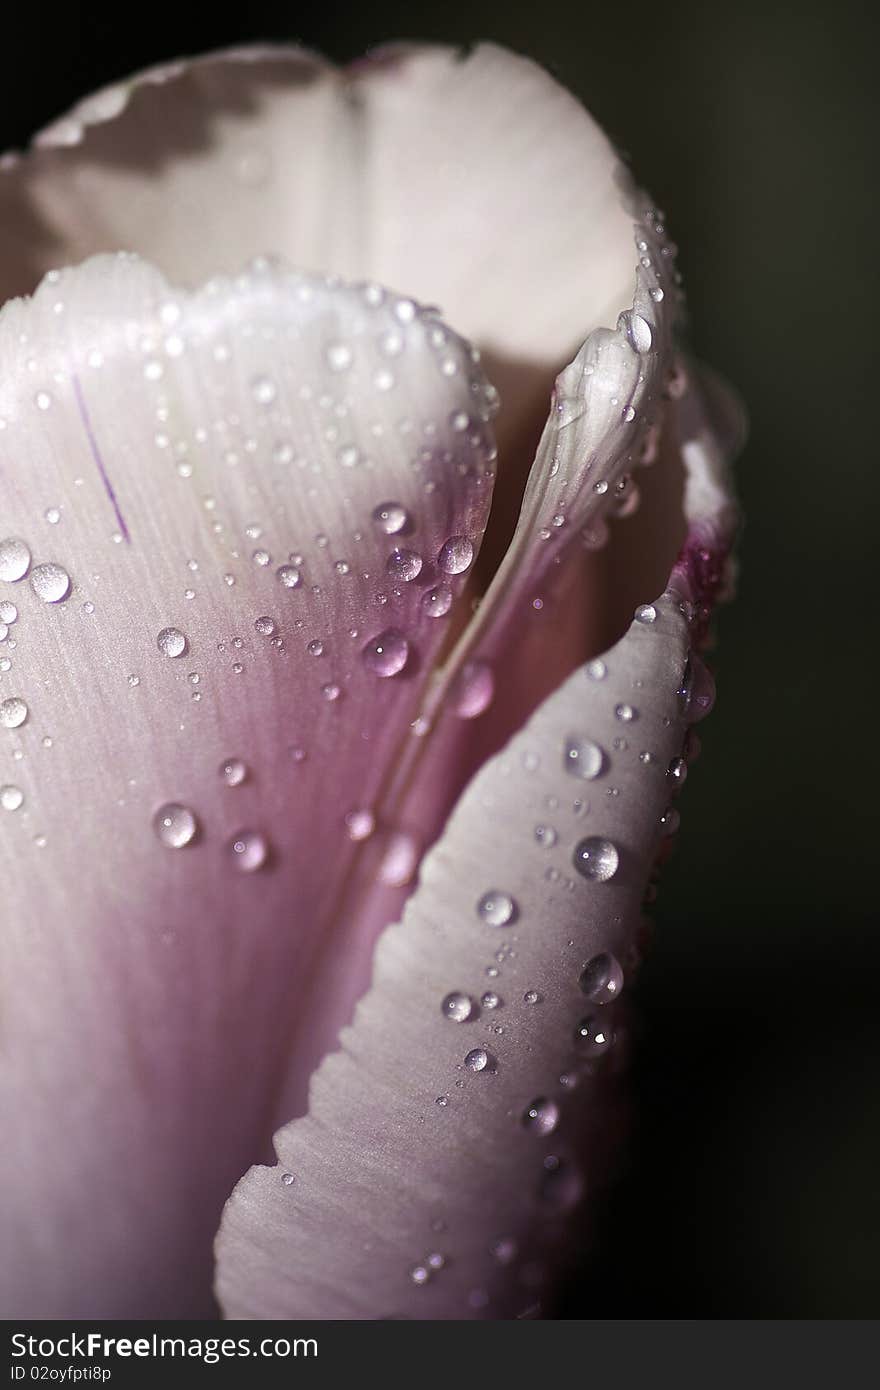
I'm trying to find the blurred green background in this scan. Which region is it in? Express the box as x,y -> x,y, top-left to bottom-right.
3,0 -> 876,1316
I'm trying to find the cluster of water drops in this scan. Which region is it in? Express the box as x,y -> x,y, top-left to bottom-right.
151,757 -> 272,872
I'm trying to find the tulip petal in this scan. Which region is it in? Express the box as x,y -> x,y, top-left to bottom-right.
0,255 -> 496,1316
215,591 -> 702,1319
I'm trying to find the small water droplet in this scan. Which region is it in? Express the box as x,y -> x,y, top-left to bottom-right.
586,659 -> 607,681
156,627 -> 187,658
30,562 -> 70,603
45,507 -> 61,525
523,989 -> 542,1005
476,891 -> 517,927
660,805 -> 681,835
522,1098 -> 560,1137
1,784 -> 24,811
372,501 -> 409,536
0,602 -> 17,624
464,1048 -> 493,1073
441,992 -> 477,1023
615,703 -> 636,723
0,697 -> 28,729
667,756 -> 688,786
575,1014 -> 614,1055
251,374 -> 277,406
280,1172 -> 295,1187
254,615 -> 276,637
573,836 -> 619,882
563,735 -> 605,780
325,341 -> 353,372
534,824 -> 558,848
228,829 -> 269,872
410,1264 -> 431,1286
635,602 -> 657,624
220,758 -> 248,787
153,802 -> 198,848
451,660 -> 494,718
480,990 -> 501,1010
0,539 -> 31,583
345,808 -> 375,841
362,628 -> 409,677
438,535 -> 474,574
579,952 -> 624,1003
385,548 -> 423,582
277,564 -> 301,589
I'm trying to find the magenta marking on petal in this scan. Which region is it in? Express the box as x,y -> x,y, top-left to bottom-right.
671,525 -> 732,646
72,373 -> 130,543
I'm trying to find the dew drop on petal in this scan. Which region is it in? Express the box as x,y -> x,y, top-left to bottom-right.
635,602 -> 657,624
464,1048 -> 492,1073
254,616 -> 276,636
153,802 -> 198,848
372,501 -> 409,536
157,627 -> 187,658
385,548 -> 423,582
362,628 -> 409,678
476,891 -> 517,927
522,1098 -> 560,1137
1,784 -> 24,811
0,538 -> 31,582
481,991 -> 501,1010
563,735 -> 605,780
441,991 -> 477,1023
220,758 -> 248,787
345,808 -> 375,841
0,697 -> 28,729
579,952 -> 624,1003
421,585 -> 453,618
0,602 -> 17,624
228,829 -> 269,872
575,1014 -> 614,1056
280,1172 -> 295,1187
251,374 -> 277,406
451,660 -> 494,718
573,836 -> 619,882
438,535 -> 474,575
30,562 -> 70,603
277,565 -> 301,589
325,341 -> 353,372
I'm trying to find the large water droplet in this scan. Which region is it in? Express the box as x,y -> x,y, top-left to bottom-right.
254,616 -> 276,636
362,628 -> 409,677
0,697 -> 28,729
277,565 -> 302,589
1,784 -> 24,811
157,627 -> 187,658
372,502 -> 409,536
153,802 -> 198,848
564,735 -> 605,780
476,891 -> 517,927
573,837 -> 619,882
620,310 -> 654,353
228,829 -> 269,872
0,538 -> 31,582
464,1048 -> 493,1073
385,548 -> 423,582
441,991 -> 477,1023
579,952 -> 624,1003
522,1098 -> 560,1137
30,562 -> 70,603
635,602 -> 657,624
421,585 -> 453,618
438,535 -> 474,574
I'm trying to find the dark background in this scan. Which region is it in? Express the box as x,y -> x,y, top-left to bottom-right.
3,0 -> 876,1317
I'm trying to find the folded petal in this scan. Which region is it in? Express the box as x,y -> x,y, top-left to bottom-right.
0,255 -> 495,1316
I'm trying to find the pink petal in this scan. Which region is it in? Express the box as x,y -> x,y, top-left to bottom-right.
0,255 -> 496,1316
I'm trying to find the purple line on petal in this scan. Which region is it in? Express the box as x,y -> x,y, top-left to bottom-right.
72,373 -> 131,544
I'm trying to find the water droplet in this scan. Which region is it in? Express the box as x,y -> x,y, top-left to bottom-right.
491,1236 -> 518,1265
277,564 -> 301,589
615,703 -> 636,723
575,1015 -> 614,1055
1,784 -> 24,811
421,585 -> 453,618
441,992 -> 477,1023
325,341 -> 353,372
372,501 -> 409,536
660,805 -> 681,835
534,824 -> 558,848
522,1098 -> 560,1137
667,756 -> 688,786
573,837 -> 619,882
228,830 -> 269,872
345,808 -> 375,841
438,535 -> 474,574
523,989 -> 542,1005
464,1048 -> 493,1073
564,735 -> 605,780
635,602 -> 657,624
0,602 -> 17,623
157,627 -> 187,658
451,660 -> 494,718
251,374 -> 277,406
307,639 -> 324,657
586,659 -> 607,681
0,697 -> 28,729
385,548 -> 423,582
254,615 -> 276,637
621,310 -> 654,353
476,891 -> 517,927
30,562 -> 70,603
362,628 -> 409,677
410,1264 -> 431,1286
579,952 -> 624,1003
220,758 -> 248,787
426,1251 -> 445,1270
0,539 -> 30,583
45,507 -> 61,525
280,1172 -> 295,1187
678,654 -> 716,722
153,802 -> 198,848
480,990 -> 501,1010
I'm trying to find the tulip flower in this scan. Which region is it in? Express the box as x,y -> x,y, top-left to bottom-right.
0,42 -> 741,1319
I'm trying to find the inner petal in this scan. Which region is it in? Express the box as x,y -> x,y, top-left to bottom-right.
0,255 -> 495,1316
